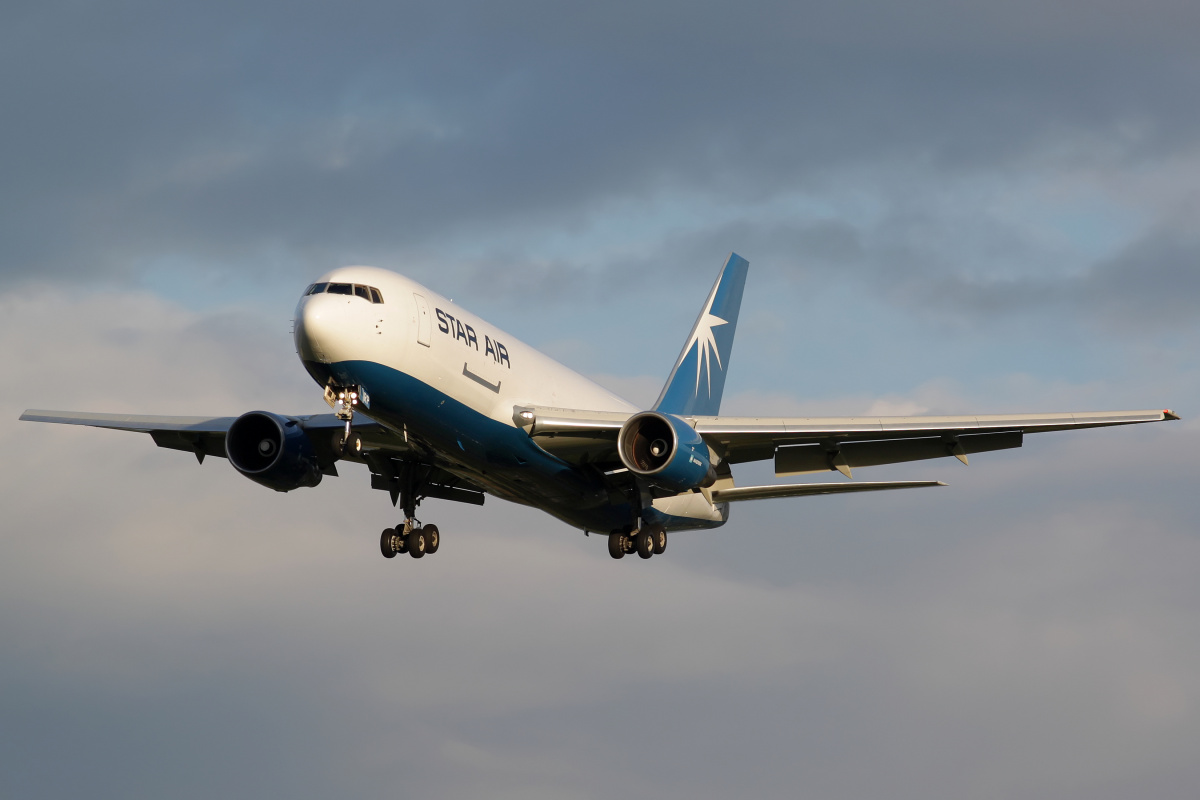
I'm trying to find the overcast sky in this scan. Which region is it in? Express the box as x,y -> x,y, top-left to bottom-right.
2,1 -> 1198,797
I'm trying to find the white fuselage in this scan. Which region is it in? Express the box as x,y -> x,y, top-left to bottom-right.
295,266 -> 634,419
292,266 -> 728,534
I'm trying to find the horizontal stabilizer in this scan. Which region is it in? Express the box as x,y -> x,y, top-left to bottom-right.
711,480 -> 946,503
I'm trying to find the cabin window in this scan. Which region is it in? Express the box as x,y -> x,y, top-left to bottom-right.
306,282 -> 329,295
369,287 -> 383,304
327,283 -> 353,295
354,285 -> 370,301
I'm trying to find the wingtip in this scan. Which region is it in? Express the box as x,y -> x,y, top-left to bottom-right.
1164,409 -> 1181,421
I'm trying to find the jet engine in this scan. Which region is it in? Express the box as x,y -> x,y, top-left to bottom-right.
617,411 -> 717,493
225,411 -> 324,492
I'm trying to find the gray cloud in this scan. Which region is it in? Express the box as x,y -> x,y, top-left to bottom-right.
3,285 -> 1198,799
874,227 -> 1200,330
3,0 -> 1199,293
3,4 -> 1200,795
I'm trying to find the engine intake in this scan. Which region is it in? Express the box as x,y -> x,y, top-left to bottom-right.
226,411 -> 323,492
617,411 -> 716,493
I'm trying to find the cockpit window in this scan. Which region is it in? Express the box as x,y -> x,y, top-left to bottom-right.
308,281 -> 383,302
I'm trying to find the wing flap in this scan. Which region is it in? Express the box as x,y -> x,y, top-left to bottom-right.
513,405 -> 628,436
712,480 -> 946,503
775,431 -> 1023,476
698,409 -> 1177,464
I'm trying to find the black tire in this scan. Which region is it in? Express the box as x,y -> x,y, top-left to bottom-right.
652,527 -> 667,555
407,528 -> 427,559
424,524 -> 440,554
380,528 -> 398,559
607,532 -> 626,560
636,530 -> 654,559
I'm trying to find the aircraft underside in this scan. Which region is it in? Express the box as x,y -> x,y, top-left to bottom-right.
307,357 -> 727,561
19,256 -> 1178,564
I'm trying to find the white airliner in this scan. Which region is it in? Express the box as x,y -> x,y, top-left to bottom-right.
21,254 -> 1179,560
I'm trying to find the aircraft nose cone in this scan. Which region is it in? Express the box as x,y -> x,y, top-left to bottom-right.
295,294 -> 346,364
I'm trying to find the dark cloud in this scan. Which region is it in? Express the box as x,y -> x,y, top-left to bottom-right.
3,0 -> 1199,291
862,227 -> 1200,330
1082,230 -> 1200,328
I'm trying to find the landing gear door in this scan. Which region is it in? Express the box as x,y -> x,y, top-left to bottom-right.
413,293 -> 432,347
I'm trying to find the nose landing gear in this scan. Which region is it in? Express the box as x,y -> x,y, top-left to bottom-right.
325,384 -> 367,453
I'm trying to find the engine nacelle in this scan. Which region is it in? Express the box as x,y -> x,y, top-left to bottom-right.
617,411 -> 716,493
225,411 -> 323,492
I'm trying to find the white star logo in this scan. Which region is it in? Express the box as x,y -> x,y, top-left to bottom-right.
685,283 -> 728,396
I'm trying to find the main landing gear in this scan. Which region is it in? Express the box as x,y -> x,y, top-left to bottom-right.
608,525 -> 667,560
376,457 -> 445,562
380,520 -> 442,560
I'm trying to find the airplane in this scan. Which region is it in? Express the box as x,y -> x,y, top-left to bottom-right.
21,254 -> 1179,561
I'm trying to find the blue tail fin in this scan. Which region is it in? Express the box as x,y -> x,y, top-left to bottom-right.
653,253 -> 749,416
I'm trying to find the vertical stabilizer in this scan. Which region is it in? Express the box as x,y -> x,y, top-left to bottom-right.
653,253 -> 749,417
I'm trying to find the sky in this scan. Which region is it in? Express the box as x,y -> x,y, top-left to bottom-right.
2,1 -> 1198,797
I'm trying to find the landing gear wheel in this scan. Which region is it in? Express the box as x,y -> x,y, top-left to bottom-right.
424,524 -> 440,554
635,530 -> 654,559
652,527 -> 667,555
623,534 -> 636,555
608,532 -> 626,560
407,528 -> 427,559
380,528 -> 399,559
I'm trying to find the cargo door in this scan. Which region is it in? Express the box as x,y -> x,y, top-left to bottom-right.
413,293 -> 432,347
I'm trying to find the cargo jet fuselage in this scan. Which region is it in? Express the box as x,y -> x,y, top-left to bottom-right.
293,265 -> 720,536
21,254 -> 1179,561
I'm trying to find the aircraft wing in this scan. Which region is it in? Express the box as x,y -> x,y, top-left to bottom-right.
516,406 -> 1179,476
694,409 -> 1179,471
19,409 -> 400,472
18,409 -> 490,506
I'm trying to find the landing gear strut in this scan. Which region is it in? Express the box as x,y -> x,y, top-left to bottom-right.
378,462 -> 444,562
327,384 -> 362,454
608,484 -> 669,561
607,525 -> 667,561
380,518 -> 442,560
